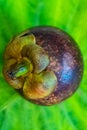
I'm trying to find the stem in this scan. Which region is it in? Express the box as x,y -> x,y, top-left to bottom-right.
11,59 -> 33,78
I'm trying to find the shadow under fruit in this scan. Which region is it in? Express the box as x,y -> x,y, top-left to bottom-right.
3,26 -> 83,106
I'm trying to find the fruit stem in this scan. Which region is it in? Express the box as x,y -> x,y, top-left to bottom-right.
11,59 -> 33,78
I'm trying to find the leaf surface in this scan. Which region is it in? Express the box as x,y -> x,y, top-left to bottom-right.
0,0 -> 87,130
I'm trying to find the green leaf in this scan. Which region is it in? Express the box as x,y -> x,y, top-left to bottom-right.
0,0 -> 87,130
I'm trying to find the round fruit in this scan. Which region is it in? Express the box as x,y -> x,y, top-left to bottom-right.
3,26 -> 83,106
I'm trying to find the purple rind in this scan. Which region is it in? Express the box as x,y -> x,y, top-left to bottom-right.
18,26 -> 83,106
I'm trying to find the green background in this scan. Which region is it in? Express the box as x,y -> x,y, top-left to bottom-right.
0,0 -> 87,130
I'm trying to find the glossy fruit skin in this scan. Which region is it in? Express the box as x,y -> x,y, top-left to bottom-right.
3,26 -> 83,106
27,26 -> 83,105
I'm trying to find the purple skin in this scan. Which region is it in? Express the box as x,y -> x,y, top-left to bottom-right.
4,26 -> 83,106
20,26 -> 83,106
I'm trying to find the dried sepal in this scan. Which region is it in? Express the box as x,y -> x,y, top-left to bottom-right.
23,71 -> 57,99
